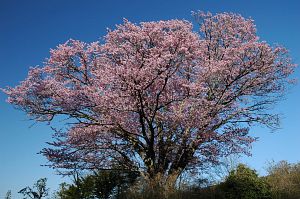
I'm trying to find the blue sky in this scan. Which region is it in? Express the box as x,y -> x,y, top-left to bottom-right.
1,0 -> 300,198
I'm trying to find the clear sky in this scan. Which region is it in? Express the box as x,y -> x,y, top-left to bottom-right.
1,0 -> 300,198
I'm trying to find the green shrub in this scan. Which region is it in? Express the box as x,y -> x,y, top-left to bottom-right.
220,164 -> 271,199
56,170 -> 139,199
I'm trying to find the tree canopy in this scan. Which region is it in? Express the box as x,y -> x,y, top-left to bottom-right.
4,12 -> 295,182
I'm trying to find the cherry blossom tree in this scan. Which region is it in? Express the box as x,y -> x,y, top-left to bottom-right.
3,12 -> 295,183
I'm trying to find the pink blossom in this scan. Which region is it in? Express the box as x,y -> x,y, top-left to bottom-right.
3,12 -> 296,178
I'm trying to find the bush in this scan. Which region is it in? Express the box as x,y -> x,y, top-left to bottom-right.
220,164 -> 272,199
56,170 -> 139,199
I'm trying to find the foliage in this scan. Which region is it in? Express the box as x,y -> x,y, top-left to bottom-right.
221,164 -> 271,199
266,161 -> 300,199
23,161 -> 300,199
55,169 -> 139,199
4,11 -> 295,182
5,190 -> 12,199
18,178 -> 49,199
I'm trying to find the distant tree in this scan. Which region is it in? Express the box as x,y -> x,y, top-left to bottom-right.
221,164 -> 271,199
5,190 -> 12,199
19,178 -> 49,199
4,11 -> 295,185
266,160 -> 300,199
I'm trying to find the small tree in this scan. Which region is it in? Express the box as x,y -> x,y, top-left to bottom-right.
19,178 -> 49,199
221,164 -> 271,199
5,190 -> 12,199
